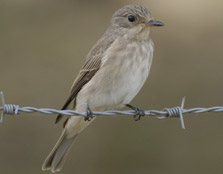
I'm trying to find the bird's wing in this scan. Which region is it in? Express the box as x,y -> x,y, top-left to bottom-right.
55,54 -> 101,125
55,33 -> 115,125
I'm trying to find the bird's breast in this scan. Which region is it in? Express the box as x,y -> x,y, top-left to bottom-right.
106,39 -> 154,104
76,38 -> 154,111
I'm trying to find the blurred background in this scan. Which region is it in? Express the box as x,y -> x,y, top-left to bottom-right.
0,0 -> 223,173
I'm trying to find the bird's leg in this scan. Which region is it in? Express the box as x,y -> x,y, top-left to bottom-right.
126,104 -> 145,121
84,104 -> 94,121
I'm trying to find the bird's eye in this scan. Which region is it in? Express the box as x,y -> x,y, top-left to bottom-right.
128,15 -> 135,22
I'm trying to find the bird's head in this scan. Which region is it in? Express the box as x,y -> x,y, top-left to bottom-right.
110,5 -> 164,40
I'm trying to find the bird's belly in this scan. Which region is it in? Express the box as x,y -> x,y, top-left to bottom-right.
76,41 -> 153,111
120,58 -> 150,104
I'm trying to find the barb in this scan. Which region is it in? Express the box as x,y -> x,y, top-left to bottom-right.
157,97 -> 186,129
0,91 -> 5,123
1,91 -> 223,129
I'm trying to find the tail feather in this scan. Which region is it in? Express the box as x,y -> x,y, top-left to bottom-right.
42,130 -> 77,173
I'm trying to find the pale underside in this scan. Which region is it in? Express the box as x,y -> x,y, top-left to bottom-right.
66,37 -> 154,138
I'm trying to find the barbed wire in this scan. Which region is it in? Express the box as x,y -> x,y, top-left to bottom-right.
1,91 -> 223,129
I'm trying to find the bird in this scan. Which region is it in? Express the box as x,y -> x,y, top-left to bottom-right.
42,4 -> 164,173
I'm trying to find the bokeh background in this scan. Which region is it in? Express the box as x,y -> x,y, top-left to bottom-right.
0,0 -> 223,174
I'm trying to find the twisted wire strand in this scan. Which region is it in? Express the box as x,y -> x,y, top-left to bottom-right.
1,91 -> 223,129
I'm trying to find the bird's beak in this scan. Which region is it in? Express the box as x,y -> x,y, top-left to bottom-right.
147,20 -> 164,27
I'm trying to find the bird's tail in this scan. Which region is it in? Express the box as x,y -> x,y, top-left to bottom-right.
42,130 -> 77,173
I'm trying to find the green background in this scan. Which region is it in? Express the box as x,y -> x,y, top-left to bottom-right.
0,0 -> 223,173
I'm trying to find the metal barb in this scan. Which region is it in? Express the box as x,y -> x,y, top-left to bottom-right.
180,97 -> 186,129
0,91 -> 6,123
157,97 -> 186,129
0,92 -> 21,123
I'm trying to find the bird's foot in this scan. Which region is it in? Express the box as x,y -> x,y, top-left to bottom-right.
84,104 -> 94,121
126,104 -> 145,121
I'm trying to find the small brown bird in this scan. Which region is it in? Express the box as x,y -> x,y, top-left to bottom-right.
42,4 -> 164,172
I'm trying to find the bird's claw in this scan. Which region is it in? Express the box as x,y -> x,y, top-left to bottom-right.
133,107 -> 145,121
126,104 -> 145,121
84,104 -> 94,121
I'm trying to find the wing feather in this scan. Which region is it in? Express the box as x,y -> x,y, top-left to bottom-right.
55,32 -> 116,125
